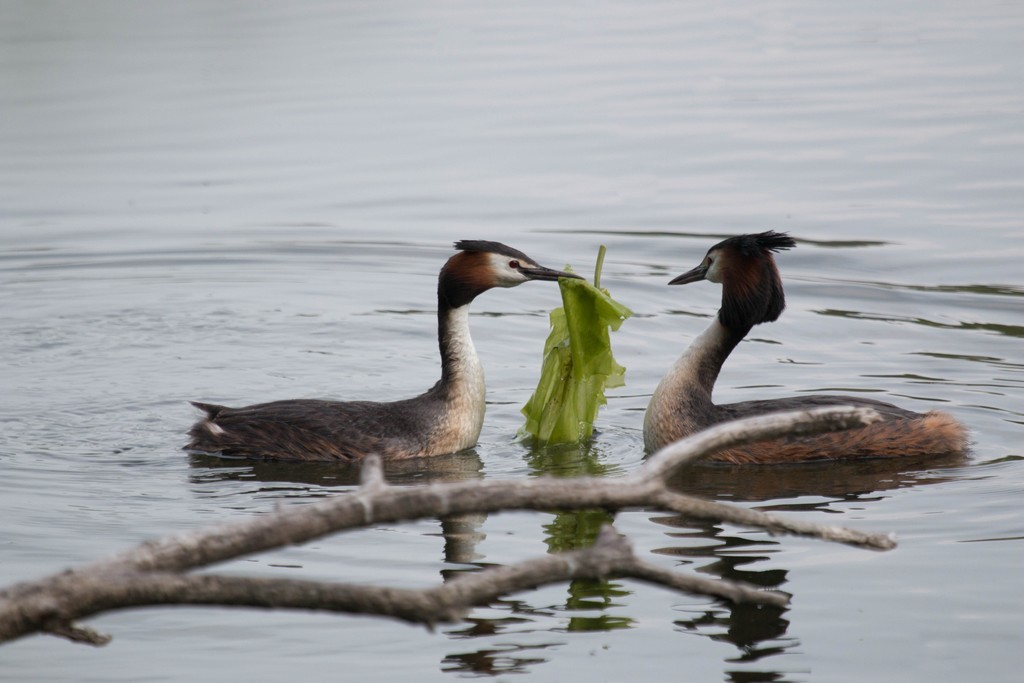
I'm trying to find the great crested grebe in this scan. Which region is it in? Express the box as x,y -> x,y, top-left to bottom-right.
187,240 -> 581,461
643,231 -> 968,463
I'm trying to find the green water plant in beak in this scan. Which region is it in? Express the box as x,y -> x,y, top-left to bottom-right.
520,245 -> 633,445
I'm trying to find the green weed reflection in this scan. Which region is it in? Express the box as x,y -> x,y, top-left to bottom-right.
526,439 -> 635,633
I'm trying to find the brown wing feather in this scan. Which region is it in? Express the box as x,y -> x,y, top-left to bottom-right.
186,398 -> 437,462
708,409 -> 968,464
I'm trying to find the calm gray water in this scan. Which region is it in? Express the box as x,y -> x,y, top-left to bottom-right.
2,1 -> 1022,681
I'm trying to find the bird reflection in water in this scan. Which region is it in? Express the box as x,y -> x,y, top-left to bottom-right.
188,448 -> 488,565
657,453 -> 965,681
653,514 -> 793,673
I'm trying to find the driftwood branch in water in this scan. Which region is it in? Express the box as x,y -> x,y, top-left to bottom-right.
0,406 -> 893,647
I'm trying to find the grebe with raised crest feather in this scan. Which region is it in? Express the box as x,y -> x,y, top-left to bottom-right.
643,231 -> 968,462
188,240 -> 581,461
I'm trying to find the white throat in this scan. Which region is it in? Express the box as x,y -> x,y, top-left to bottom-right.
643,318 -> 731,450
439,305 -> 486,450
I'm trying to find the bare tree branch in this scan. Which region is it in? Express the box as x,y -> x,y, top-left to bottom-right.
637,406 -> 883,480
0,406 -> 890,647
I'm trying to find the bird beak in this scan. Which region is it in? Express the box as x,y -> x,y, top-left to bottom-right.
521,265 -> 585,282
668,264 -> 708,285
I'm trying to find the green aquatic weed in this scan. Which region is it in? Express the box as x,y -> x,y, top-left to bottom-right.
521,246 -> 633,445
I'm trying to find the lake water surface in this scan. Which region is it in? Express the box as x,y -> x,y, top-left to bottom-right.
2,2 -> 1023,681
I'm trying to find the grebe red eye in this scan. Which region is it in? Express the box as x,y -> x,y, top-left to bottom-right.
509,260 -> 520,269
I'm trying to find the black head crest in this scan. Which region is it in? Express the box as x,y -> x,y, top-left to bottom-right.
712,231 -> 796,258
453,240 -> 531,262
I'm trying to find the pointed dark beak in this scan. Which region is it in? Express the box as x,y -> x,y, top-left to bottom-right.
521,265 -> 584,282
668,264 -> 708,285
